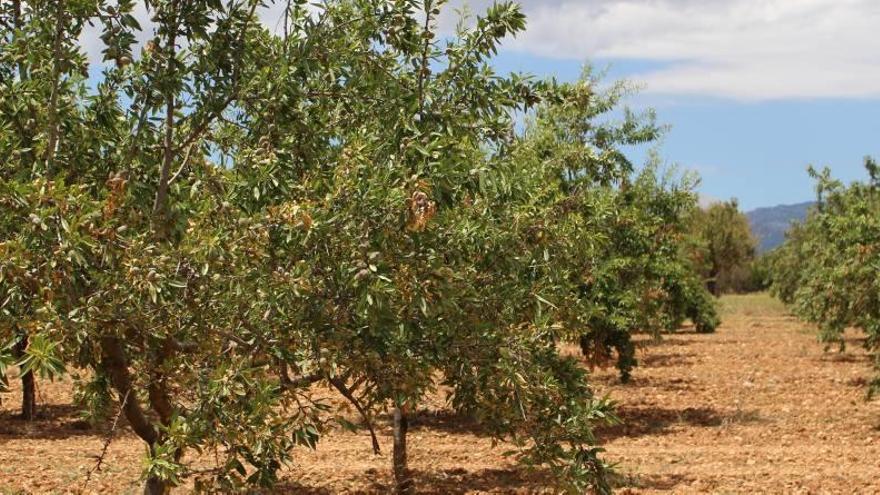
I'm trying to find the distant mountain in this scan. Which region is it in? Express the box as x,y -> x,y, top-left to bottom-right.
746,201 -> 815,253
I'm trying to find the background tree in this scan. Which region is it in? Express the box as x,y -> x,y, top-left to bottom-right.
766,221 -> 811,305
688,199 -> 757,296
509,71 -> 719,380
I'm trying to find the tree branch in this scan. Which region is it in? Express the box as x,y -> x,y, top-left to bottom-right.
167,142 -> 194,186
99,336 -> 159,447
152,0 -> 180,222
81,388 -> 129,491
173,0 -> 259,155
43,0 -> 66,174
329,376 -> 381,455
416,1 -> 434,115
279,368 -> 324,390
148,339 -> 176,426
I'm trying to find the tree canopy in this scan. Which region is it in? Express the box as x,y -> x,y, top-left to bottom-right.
0,1 -> 718,493
687,200 -> 757,296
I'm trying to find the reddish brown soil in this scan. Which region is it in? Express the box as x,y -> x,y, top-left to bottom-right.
2,294 -> 879,494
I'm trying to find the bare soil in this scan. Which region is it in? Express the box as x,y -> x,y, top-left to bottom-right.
2,293 -> 879,494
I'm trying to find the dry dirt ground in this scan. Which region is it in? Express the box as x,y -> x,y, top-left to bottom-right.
2,293 -> 880,494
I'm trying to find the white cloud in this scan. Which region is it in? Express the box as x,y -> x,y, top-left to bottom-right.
446,0 -> 880,100
78,1 -> 880,100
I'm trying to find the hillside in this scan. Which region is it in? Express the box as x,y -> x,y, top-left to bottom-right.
747,201 -> 814,253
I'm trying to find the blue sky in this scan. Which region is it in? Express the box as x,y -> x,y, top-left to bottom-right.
490,51 -> 880,210
445,0 -> 880,210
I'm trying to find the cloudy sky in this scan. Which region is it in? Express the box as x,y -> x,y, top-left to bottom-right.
440,0 -> 880,209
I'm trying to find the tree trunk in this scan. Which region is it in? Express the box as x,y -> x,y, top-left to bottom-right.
707,278 -> 718,297
392,404 -> 413,494
20,368 -> 36,420
100,336 -> 179,494
707,268 -> 720,297
100,337 -> 169,494
100,336 -> 159,445
143,475 -> 169,495
13,332 -> 36,420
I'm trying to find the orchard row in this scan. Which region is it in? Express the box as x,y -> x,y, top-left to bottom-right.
770,159 -> 880,397
0,2 -> 730,493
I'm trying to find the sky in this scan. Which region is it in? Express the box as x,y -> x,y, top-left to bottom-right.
79,0 -> 880,210
442,0 -> 880,210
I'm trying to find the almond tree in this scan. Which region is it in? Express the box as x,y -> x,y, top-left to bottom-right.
2,1 -> 325,492
229,2 -> 622,491
510,73 -> 719,381
689,199 -> 757,296
770,159 -> 880,396
0,0 -> 93,420
3,1 -> 717,494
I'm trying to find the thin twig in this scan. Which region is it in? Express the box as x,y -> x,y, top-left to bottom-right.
167,142 -> 195,186
416,1 -> 434,115
329,376 -> 381,455
81,388 -> 130,491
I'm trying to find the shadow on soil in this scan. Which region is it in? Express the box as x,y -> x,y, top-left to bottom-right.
412,467 -> 551,494
407,409 -> 486,436
847,376 -> 870,388
635,336 -> 701,349
614,472 -> 696,492
0,403 -> 123,440
822,352 -> 872,364
639,352 -> 697,367
598,405 -> 763,441
370,408 -> 488,437
627,375 -> 696,392
276,468 -> 550,494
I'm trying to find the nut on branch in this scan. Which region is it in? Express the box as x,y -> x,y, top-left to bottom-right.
405,189 -> 436,233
